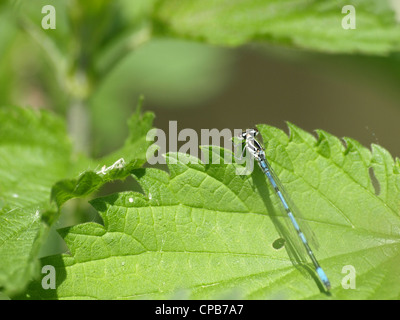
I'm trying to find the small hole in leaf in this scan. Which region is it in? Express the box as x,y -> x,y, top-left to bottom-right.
272,238 -> 286,250
369,167 -> 380,196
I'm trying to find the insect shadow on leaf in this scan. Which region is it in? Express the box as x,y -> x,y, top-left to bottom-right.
250,168 -> 328,294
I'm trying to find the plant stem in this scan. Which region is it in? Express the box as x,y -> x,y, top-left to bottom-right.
67,98 -> 91,155
66,68 -> 92,156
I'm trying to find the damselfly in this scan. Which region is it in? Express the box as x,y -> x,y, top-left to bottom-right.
238,128 -> 331,291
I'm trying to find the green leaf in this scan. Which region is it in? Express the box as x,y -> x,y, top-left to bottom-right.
154,0 -> 400,54
0,106 -> 72,295
50,102 -> 156,207
0,103 -> 155,296
21,124 -> 400,299
100,98 -> 156,165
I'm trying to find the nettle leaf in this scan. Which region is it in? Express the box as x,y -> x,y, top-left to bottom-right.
51,104 -> 156,207
21,124 -> 400,299
0,106 -> 71,295
154,0 -> 400,54
0,104 -> 155,296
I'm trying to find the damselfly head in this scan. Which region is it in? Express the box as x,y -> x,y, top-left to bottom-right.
240,128 -> 259,140
248,128 -> 259,137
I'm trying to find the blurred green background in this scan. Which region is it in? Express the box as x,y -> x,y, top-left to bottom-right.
1,1 -> 399,158
1,1 -> 400,255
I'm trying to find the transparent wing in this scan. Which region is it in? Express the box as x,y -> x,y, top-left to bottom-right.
255,132 -> 319,250
258,156 -> 320,273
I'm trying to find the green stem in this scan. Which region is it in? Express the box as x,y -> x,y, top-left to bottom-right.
65,68 -> 92,155
67,98 -> 90,155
